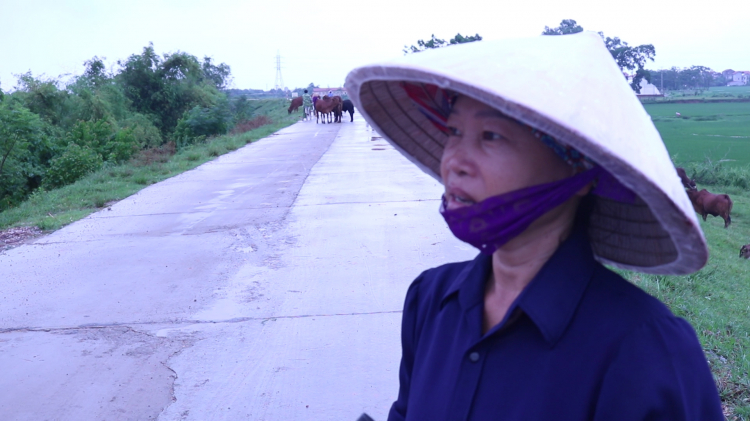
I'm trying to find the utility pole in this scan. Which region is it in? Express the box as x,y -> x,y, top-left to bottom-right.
274,50 -> 284,92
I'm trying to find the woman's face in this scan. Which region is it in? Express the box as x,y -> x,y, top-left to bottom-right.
441,96 -> 575,211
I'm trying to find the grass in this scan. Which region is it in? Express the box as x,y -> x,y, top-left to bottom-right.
620,189 -> 750,417
0,99 -> 300,231
644,102 -> 750,167
622,100 -> 750,419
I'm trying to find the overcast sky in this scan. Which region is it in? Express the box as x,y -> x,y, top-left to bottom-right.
2,0 -> 748,92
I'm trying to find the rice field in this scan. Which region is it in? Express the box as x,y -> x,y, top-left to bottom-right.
644,102 -> 750,166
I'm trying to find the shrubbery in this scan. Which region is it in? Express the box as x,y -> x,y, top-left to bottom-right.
679,159 -> 750,189
43,144 -> 103,189
0,44 -> 278,210
173,99 -> 231,148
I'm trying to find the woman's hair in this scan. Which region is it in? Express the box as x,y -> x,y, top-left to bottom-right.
574,193 -> 595,229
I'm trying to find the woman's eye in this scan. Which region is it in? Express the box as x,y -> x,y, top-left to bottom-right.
448,126 -> 462,136
482,131 -> 504,141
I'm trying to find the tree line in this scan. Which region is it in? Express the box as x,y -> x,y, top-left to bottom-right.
0,44 -> 259,211
544,20 -> 733,92
406,21 -> 734,94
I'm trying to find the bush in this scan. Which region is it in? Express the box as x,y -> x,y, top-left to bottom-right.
105,128 -> 141,163
43,144 -> 103,188
65,119 -> 141,164
119,114 -> 162,148
66,119 -> 113,151
680,159 -> 750,189
173,99 -> 231,148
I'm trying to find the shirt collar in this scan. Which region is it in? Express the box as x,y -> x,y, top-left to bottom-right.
440,225 -> 597,347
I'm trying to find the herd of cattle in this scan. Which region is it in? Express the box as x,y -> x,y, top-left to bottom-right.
288,95 -> 355,124
675,167 -> 750,258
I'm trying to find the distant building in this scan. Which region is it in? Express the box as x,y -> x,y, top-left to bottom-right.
728,71 -> 749,86
625,74 -> 662,97
637,78 -> 662,96
313,87 -> 347,97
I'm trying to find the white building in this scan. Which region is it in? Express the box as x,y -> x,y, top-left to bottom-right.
728,71 -> 749,86
638,78 -> 662,96
313,87 -> 347,97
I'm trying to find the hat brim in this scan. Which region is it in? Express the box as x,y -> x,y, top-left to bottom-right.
345,33 -> 708,275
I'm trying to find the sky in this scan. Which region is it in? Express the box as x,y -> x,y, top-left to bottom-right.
1,0 -> 749,92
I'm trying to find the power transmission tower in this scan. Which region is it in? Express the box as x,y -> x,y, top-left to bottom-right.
274,50 -> 284,91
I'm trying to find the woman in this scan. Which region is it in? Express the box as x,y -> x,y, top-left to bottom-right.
345,33 -> 722,420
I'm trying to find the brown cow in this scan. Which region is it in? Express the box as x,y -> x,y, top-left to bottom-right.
686,189 -> 733,228
675,167 -> 696,190
332,96 -> 343,123
314,96 -> 342,124
739,244 -> 750,259
288,96 -> 303,114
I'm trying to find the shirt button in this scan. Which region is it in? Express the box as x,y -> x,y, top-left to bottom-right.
469,352 -> 480,362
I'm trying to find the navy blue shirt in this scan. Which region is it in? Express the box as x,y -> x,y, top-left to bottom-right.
389,227 -> 723,421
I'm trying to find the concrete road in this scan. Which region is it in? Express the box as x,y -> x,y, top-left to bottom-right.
0,117 -> 474,420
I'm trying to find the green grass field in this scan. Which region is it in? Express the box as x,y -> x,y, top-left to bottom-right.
629,101 -> 750,418
644,102 -> 750,167
642,85 -> 750,102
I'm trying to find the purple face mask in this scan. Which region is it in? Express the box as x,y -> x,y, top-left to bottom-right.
440,167 -> 636,254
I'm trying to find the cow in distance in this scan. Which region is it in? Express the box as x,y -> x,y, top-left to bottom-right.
686,188 -> 733,228
288,97 -> 303,114
342,99 -> 355,122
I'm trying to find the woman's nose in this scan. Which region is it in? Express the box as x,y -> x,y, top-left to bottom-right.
441,144 -> 475,178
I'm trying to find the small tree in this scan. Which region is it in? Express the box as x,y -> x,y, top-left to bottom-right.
0,99 -> 40,176
542,19 -> 583,35
404,33 -> 482,54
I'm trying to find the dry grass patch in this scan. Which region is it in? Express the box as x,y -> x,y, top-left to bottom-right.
231,115 -> 273,134
131,142 -> 176,166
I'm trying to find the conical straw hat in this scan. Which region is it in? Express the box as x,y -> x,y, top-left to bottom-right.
345,32 -> 707,275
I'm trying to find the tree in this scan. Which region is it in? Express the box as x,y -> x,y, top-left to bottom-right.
404,33 -> 482,54
600,35 -> 655,92
13,72 -> 69,125
117,43 -> 230,136
542,19 -> 655,93
0,98 -> 44,209
542,19 -> 583,35
201,57 -> 232,90
82,56 -> 108,89
0,99 -> 40,176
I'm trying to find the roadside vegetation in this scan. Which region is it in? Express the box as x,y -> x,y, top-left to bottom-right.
0,101 -> 297,231
627,101 -> 750,419
0,44 -> 301,232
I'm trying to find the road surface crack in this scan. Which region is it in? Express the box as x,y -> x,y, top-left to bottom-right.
0,310 -> 403,334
